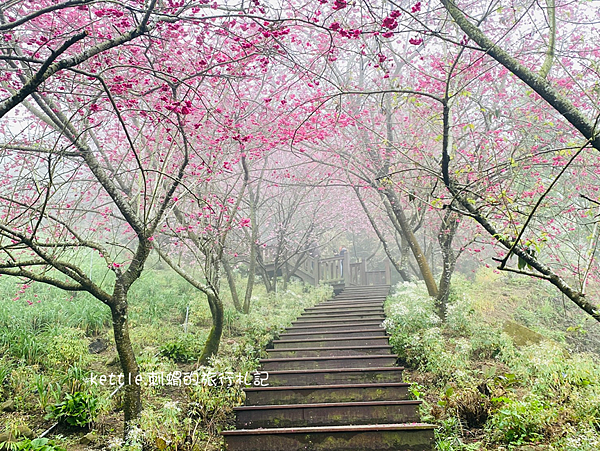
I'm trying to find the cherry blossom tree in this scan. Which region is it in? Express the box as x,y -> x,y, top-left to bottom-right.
0,0 -> 323,434
434,0 -> 600,321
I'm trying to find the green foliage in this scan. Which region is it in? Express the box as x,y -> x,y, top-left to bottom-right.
33,374 -> 60,411
433,415 -> 482,450
1,327 -> 43,365
128,270 -> 193,325
138,401 -> 189,450
486,396 -> 551,444
106,425 -> 144,451
408,382 -> 425,401
383,282 -> 443,370
45,391 -> 99,427
0,273 -> 330,448
17,439 -> 65,451
0,357 -> 12,386
39,327 -> 89,367
1,438 -> 67,451
0,281 -> 110,338
159,338 -> 197,363
385,276 -> 600,449
507,341 -> 599,395
188,383 -> 245,436
468,328 -> 512,360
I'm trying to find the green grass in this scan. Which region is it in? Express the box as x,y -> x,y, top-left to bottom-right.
0,269 -> 331,450
385,272 -> 600,450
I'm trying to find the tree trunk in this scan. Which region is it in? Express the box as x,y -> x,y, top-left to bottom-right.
256,249 -> 275,293
436,210 -> 459,319
282,263 -> 290,291
383,188 -> 439,297
222,259 -> 243,313
110,287 -> 141,435
354,186 -> 410,281
243,241 -> 257,313
199,291 -> 223,364
244,187 -> 259,313
376,94 -> 437,294
260,269 -> 274,293
398,235 -> 412,281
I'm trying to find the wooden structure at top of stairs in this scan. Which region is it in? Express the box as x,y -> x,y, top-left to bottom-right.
259,246 -> 391,292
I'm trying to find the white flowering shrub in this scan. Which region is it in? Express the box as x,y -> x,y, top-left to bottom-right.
384,282 -> 443,370
445,294 -> 477,335
384,282 -> 441,334
384,282 -> 511,382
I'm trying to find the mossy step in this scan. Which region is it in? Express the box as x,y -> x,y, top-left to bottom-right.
285,321 -> 384,334
322,297 -> 386,303
293,315 -> 385,325
263,367 -> 404,386
317,302 -> 385,308
277,328 -> 387,340
260,354 -> 397,371
267,345 -> 393,358
304,308 -> 383,315
272,336 -> 390,349
235,400 -> 422,429
223,423 -> 434,451
299,312 -> 385,320
303,305 -> 384,312
244,382 -> 410,405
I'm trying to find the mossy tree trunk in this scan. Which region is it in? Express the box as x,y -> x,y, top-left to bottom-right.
243,179 -> 259,314
436,209 -> 460,319
199,291 -> 223,364
109,285 -> 142,427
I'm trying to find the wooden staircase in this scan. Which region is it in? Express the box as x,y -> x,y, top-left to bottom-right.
222,286 -> 435,450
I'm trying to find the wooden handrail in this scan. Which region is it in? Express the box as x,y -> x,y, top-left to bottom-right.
259,245 -> 390,287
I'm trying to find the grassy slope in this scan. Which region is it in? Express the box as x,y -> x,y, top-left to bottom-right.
384,268 -> 600,451
0,270 -> 331,450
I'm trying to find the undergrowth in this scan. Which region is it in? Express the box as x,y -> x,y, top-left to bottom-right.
0,268 -> 330,450
384,272 -> 600,450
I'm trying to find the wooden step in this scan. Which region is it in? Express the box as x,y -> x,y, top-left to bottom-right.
260,355 -> 397,371
333,294 -> 389,298
244,382 -> 411,405
299,311 -> 385,320
328,291 -> 388,297
267,345 -> 393,358
326,294 -> 386,299
322,297 -> 386,303
336,287 -> 389,293
311,297 -> 385,304
291,319 -> 384,328
302,303 -> 383,316
293,314 -> 385,323
316,303 -> 384,309
304,304 -> 384,312
235,400 -> 422,428
264,367 -> 405,386
277,328 -> 386,340
288,320 -> 384,329
272,336 -> 390,349
285,321 -> 384,334
223,423 -> 435,451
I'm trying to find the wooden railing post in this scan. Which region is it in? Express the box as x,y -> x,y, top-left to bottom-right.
360,259 -> 367,286
342,252 -> 350,287
385,259 -> 391,285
